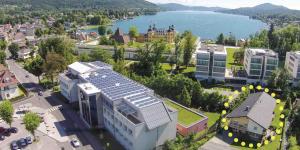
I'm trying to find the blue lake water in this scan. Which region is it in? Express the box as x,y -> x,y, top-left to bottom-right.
85,11 -> 267,39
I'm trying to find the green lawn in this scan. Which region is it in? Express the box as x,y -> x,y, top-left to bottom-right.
165,100 -> 204,126
271,101 -> 286,128
226,48 -> 243,69
203,112 -> 220,128
161,64 -> 195,73
82,25 -> 98,30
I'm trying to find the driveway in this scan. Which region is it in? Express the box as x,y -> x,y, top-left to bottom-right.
200,136 -> 237,150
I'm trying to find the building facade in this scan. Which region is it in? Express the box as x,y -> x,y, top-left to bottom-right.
195,44 -> 227,82
244,48 -> 278,83
59,61 -> 178,150
0,65 -> 19,100
136,25 -> 176,43
285,51 -> 300,85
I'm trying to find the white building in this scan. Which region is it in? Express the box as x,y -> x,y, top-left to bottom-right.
17,47 -> 36,60
244,48 -> 278,83
195,43 -> 227,82
59,61 -> 177,150
285,51 -> 300,85
0,65 -> 19,100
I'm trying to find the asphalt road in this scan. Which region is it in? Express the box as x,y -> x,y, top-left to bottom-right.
5,57 -> 104,150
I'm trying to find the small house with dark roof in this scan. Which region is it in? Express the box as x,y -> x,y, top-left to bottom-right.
110,28 -> 130,44
227,92 -> 276,141
0,64 -> 19,100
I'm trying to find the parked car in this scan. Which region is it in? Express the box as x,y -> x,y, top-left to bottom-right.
18,138 -> 27,147
3,129 -> 11,136
25,136 -> 32,144
38,91 -> 43,96
25,75 -> 29,78
11,141 -> 19,150
71,138 -> 80,147
9,127 -> 18,133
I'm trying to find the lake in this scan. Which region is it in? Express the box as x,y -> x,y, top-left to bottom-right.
84,11 -> 267,39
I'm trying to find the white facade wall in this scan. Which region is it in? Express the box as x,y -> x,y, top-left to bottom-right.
0,85 -> 19,100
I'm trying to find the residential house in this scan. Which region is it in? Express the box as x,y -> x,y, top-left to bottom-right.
136,24 -> 176,43
13,32 -> 26,45
0,64 -> 19,100
18,46 -> 35,60
59,61 -> 177,150
285,51 -> 300,85
227,92 -> 276,141
195,43 -> 227,82
244,48 -> 278,84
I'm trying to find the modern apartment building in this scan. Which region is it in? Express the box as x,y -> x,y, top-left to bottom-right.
285,51 -> 300,84
244,48 -> 278,82
59,61 -> 178,150
195,43 -> 227,81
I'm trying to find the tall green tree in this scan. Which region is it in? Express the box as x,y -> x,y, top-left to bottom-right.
98,25 -> 107,36
24,56 -> 44,83
35,28 -> 43,37
179,86 -> 191,107
78,52 -> 91,62
129,26 -> 139,40
216,33 -> 225,45
23,112 -> 41,141
182,31 -> 197,67
0,51 -> 6,64
43,52 -> 66,84
268,23 -> 276,49
8,43 -> 19,59
113,45 -> 125,63
174,34 -> 182,69
0,100 -> 14,127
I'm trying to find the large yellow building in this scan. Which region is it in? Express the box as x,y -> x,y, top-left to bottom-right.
136,24 -> 176,43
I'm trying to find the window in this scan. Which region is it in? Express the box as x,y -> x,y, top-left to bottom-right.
267,59 -> 277,65
128,129 -> 133,135
250,70 -> 261,75
250,64 -> 261,69
266,65 -> 276,70
214,61 -> 225,67
251,58 -> 262,64
253,127 -> 257,130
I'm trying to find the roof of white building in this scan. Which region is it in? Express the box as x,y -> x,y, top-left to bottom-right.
69,62 -> 92,74
78,82 -> 101,95
196,44 -> 226,54
248,48 -> 278,57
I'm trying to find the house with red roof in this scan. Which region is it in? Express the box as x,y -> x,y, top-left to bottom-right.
0,64 -> 20,100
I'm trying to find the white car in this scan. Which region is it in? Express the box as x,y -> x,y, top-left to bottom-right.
71,138 -> 80,147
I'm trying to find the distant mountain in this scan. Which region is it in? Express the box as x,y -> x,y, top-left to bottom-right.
1,0 -> 158,9
158,3 -> 228,11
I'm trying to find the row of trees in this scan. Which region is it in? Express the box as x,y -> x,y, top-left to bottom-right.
216,33 -> 237,46
0,40 -> 7,64
0,100 -> 41,141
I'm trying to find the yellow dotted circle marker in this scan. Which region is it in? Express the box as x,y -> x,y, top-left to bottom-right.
222,118 -> 227,123
264,140 -> 269,145
224,126 -> 229,131
271,136 -> 276,141
279,122 -> 284,127
276,99 -> 281,104
241,86 -> 246,91
271,93 -> 276,97
256,85 -> 262,90
234,138 -> 239,143
228,132 -> 233,137
228,96 -> 233,101
241,142 -> 246,147
279,106 -> 284,111
224,102 -> 229,108
280,114 -> 285,119
234,90 -> 239,95
222,110 -> 227,115
264,88 -> 269,93
249,143 -> 253,148
257,143 -> 262,148
249,85 -> 254,90
276,129 -> 282,134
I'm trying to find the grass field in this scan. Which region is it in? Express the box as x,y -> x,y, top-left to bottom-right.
226,48 -> 243,69
203,112 -> 220,128
165,100 -> 204,126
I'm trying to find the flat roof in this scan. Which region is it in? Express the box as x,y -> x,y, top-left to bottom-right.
164,100 -> 205,126
248,48 -> 278,57
197,44 -> 226,54
78,83 -> 101,95
69,62 -> 92,74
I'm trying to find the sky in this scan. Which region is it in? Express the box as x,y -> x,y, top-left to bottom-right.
146,0 -> 300,10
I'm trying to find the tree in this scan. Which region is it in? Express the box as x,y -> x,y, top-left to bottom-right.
43,52 -> 66,84
151,40 -> 167,67
113,45 -> 125,63
35,28 -> 43,37
129,26 -> 139,40
225,33 -> 236,46
0,40 -> 7,50
216,33 -> 225,45
24,56 -> 44,83
78,52 -> 91,62
0,51 -> 6,64
106,28 -> 113,35
39,37 -> 75,64
98,25 -> 107,36
179,86 -> 191,107
52,21 -> 65,35
182,31 -> 197,67
233,48 -> 245,64
89,48 -> 111,63
191,82 -> 204,108
267,68 -> 291,91
8,43 -> 19,59
23,112 -> 41,141
174,34 -> 182,69
268,23 -> 276,49
0,100 -> 14,127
